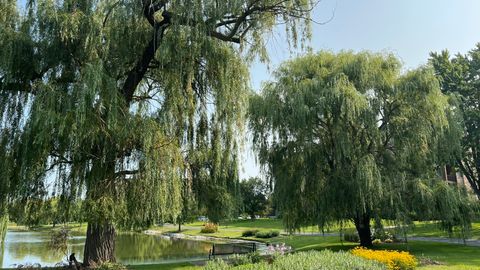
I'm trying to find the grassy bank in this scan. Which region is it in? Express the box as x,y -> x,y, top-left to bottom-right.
6,219 -> 479,269
7,222 -> 88,234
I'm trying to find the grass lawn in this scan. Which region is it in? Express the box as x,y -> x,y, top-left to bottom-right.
7,222 -> 88,234
409,221 -> 480,240
156,219 -> 354,239
165,218 -> 480,242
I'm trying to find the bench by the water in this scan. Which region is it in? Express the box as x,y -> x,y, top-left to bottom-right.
209,242 -> 257,259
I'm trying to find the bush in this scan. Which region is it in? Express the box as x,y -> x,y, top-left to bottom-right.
372,229 -> 401,242
266,243 -> 292,255
372,238 -> 382,245
229,254 -> 252,266
201,223 -> 218,233
242,229 -> 260,237
204,250 -> 386,270
351,247 -> 417,270
255,230 -> 279,238
343,232 -> 360,242
95,262 -> 127,270
230,252 -> 263,266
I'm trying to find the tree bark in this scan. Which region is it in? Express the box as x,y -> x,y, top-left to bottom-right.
83,223 -> 116,266
354,214 -> 372,247
0,214 -> 7,243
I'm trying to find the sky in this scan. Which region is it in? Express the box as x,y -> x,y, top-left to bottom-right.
241,0 -> 480,179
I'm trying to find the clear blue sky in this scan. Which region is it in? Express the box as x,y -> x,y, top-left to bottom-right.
242,0 -> 480,179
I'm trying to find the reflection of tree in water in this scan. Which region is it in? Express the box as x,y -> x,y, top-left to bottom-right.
6,235 -> 83,265
0,242 -> 4,267
3,232 -> 212,265
115,234 -> 211,262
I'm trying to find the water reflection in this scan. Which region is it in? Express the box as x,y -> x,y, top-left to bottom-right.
2,231 -> 212,268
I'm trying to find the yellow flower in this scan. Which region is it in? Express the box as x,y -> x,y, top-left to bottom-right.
351,246 -> 417,270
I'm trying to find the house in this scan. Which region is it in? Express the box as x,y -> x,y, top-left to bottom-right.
439,165 -> 471,189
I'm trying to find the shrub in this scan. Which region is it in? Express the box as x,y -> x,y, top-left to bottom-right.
352,247 -> 417,270
95,262 -> 127,270
201,223 -> 218,233
247,251 -> 263,264
372,238 -> 382,245
242,229 -> 260,237
373,229 -> 401,242
230,254 -> 253,266
385,238 -> 393,243
229,252 -> 262,266
255,230 -> 279,238
343,232 -> 360,242
266,243 -> 292,255
204,250 -> 386,270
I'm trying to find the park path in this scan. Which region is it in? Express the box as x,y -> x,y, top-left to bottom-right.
291,232 -> 480,247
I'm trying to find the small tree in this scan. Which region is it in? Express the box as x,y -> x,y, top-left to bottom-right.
249,51 -> 477,246
240,177 -> 270,219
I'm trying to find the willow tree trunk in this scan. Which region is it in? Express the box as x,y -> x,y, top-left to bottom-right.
354,214 -> 372,247
0,214 -> 7,243
83,223 -> 116,266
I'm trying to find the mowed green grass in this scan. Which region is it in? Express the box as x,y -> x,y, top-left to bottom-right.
409,221 -> 480,240
158,219 -> 354,239
7,222 -> 88,234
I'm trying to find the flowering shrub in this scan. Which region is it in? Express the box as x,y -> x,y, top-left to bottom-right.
201,223 -> 218,233
230,252 -> 262,266
266,243 -> 292,256
352,247 -> 417,270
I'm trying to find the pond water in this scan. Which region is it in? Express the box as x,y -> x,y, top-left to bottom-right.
0,230 -> 213,268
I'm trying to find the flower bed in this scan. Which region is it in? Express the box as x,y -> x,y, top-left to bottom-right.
351,247 -> 417,270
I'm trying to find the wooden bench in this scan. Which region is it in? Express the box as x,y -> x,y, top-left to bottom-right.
208,242 -> 257,259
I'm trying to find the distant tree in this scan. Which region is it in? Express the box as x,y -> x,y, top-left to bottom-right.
177,173 -> 198,232
249,51 -> 477,247
240,177 -> 270,219
430,45 -> 480,198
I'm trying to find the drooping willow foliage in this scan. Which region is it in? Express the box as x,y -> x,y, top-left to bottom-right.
0,0 -> 314,253
430,45 -> 480,198
249,51 -> 478,245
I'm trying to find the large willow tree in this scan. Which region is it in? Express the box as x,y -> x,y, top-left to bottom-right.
0,0 -> 313,264
249,51 -> 477,246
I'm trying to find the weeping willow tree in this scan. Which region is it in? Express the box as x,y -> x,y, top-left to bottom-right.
0,0 -> 314,264
249,51 -> 478,247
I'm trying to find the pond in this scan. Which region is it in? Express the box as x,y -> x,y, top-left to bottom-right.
0,230 -> 214,268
